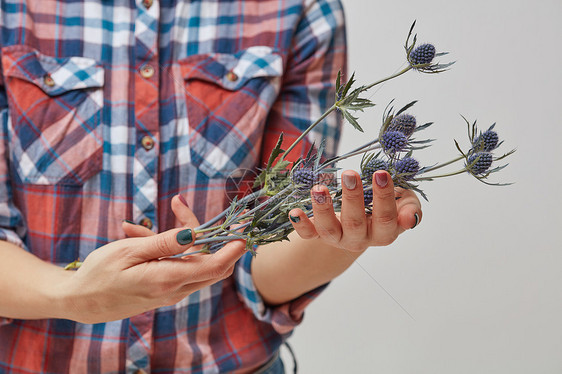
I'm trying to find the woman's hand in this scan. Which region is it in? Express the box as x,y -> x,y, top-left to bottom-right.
288,170 -> 422,252
58,196 -> 245,324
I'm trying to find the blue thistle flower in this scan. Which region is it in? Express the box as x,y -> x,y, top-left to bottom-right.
473,130 -> 499,152
410,43 -> 436,65
389,113 -> 417,137
381,131 -> 408,153
395,157 -> 420,180
363,189 -> 373,206
361,158 -> 388,182
467,152 -> 493,175
292,168 -> 315,190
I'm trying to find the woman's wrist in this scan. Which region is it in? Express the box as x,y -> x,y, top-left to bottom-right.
47,268 -> 79,321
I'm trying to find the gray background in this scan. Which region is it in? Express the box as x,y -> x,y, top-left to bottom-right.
285,0 -> 562,373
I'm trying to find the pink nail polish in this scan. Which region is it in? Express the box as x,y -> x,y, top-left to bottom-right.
312,190 -> 327,204
178,194 -> 189,207
375,171 -> 388,188
343,173 -> 357,190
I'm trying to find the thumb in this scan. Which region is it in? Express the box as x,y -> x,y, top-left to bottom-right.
124,227 -> 195,264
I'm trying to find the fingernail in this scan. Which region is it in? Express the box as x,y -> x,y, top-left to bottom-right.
289,215 -> 300,223
123,219 -> 137,225
374,171 -> 388,188
412,213 -> 420,229
176,229 -> 193,245
312,190 -> 326,204
342,173 -> 357,190
178,194 -> 189,207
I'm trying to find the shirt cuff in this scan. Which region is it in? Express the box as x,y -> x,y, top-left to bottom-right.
0,227 -> 27,250
234,251 -> 328,336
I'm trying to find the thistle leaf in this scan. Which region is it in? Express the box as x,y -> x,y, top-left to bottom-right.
266,133 -> 285,170
395,100 -> 418,116
253,169 -> 267,188
341,109 -> 364,132
414,122 -> 433,132
341,72 -> 356,99
271,160 -> 291,173
454,139 -> 468,159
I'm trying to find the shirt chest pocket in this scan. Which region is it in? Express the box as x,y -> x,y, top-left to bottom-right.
1,45 -> 104,185
179,46 -> 283,179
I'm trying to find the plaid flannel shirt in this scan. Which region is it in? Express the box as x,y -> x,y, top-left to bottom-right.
0,0 -> 345,372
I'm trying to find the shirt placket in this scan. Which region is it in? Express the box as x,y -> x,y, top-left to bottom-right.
128,0 -> 160,373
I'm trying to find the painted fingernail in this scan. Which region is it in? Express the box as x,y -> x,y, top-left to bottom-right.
342,173 -> 357,190
176,229 -> 193,245
374,171 -> 388,188
289,215 -> 300,223
178,194 -> 189,207
123,219 -> 137,225
412,213 -> 420,229
312,190 -> 326,204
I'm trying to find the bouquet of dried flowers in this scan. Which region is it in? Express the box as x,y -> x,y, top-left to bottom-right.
62,22 -> 514,271
169,21 -> 514,257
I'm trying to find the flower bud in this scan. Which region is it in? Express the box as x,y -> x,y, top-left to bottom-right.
467,152 -> 493,175
292,169 -> 315,190
395,157 -> 420,180
473,130 -> 499,152
363,189 -> 373,206
389,113 -> 417,137
361,158 -> 388,183
381,131 -> 408,153
410,43 -> 436,65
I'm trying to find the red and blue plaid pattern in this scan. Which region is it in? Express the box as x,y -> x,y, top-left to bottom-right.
0,0 -> 346,372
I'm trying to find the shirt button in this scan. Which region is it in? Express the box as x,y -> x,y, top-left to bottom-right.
141,136 -> 155,151
142,0 -> 153,9
44,74 -> 55,87
140,64 -> 155,79
225,71 -> 238,82
139,218 -> 153,229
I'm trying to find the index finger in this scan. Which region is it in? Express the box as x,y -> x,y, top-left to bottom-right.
164,240 -> 247,283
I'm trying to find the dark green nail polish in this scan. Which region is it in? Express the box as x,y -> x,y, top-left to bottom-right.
412,213 -> 419,229
289,215 -> 300,223
123,219 -> 137,225
176,229 -> 193,245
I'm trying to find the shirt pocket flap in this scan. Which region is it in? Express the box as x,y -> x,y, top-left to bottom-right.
180,46 -> 283,91
2,45 -> 104,97
178,46 -> 284,180
1,45 -> 105,185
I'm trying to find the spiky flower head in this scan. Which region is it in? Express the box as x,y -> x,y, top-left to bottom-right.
292,168 -> 315,190
409,43 -> 436,65
381,131 -> 408,154
363,189 -> 373,206
466,152 -> 493,175
388,113 -> 417,137
361,158 -> 388,183
472,130 -> 499,152
395,157 -> 420,180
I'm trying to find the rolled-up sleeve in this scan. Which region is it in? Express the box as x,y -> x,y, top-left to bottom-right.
234,251 -> 329,335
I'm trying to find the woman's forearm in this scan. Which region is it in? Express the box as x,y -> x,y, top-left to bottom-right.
251,232 -> 365,305
0,240 -> 71,320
